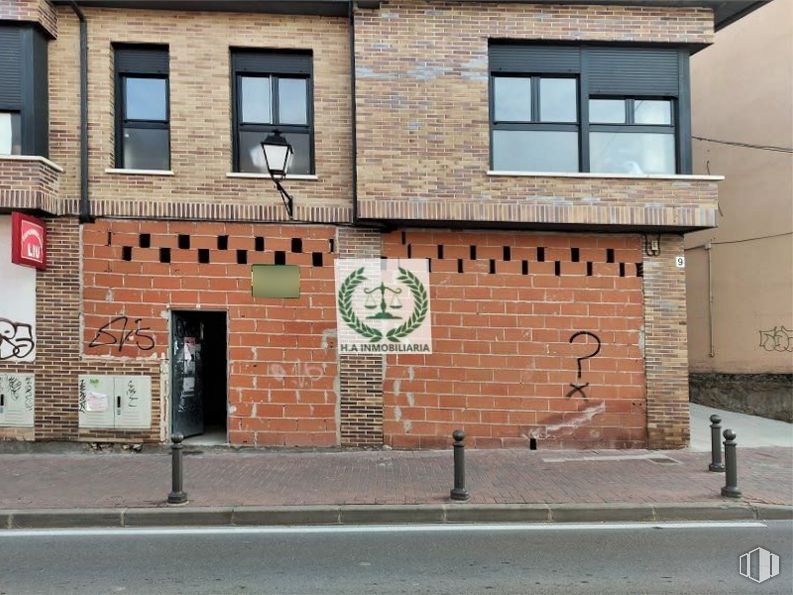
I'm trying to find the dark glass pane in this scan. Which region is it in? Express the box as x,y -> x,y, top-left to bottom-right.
492,130 -> 578,172
590,131 -> 675,174
634,100 -> 672,125
589,99 -> 626,124
493,77 -> 531,122
540,78 -> 577,123
239,130 -> 311,175
278,78 -> 308,125
122,127 -> 170,170
125,77 -> 167,121
240,76 -> 271,124
0,112 -> 21,155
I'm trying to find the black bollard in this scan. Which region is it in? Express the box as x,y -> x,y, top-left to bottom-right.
721,429 -> 741,498
450,429 -> 470,501
167,433 -> 188,505
708,414 -> 725,472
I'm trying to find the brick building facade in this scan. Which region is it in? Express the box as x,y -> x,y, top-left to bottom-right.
1,0 -> 742,449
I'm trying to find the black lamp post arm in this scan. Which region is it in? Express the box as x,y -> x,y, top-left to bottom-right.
272,177 -> 294,220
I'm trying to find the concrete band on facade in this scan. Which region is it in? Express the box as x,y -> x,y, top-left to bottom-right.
0,0 -> 727,449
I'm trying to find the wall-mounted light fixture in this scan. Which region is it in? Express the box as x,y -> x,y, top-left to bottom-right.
261,130 -> 295,219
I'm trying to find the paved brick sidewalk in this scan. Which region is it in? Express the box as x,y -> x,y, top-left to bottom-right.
0,447 -> 790,509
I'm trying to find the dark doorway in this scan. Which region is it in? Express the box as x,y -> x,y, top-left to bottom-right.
171,311 -> 227,440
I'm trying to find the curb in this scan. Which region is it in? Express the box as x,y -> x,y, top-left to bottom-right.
1,502 -> 790,529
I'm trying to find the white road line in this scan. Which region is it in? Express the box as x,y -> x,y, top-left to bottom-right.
0,521 -> 768,538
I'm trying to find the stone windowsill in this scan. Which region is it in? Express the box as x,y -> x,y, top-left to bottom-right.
105,168 -> 175,176
226,172 -> 319,181
487,170 -> 724,181
0,154 -> 64,173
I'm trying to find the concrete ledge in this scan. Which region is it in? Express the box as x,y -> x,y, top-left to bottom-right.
9,509 -> 123,529
752,504 -> 793,520
652,503 -> 756,521
444,503 -> 550,523
0,502 -> 788,529
124,507 -> 234,527
550,503 -> 655,523
232,506 -> 340,526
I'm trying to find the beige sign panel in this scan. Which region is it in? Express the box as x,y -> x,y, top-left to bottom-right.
251,265 -> 300,299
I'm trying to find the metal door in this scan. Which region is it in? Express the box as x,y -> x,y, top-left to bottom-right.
171,313 -> 205,438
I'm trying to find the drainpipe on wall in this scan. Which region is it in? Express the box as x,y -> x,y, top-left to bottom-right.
349,0 -> 359,225
706,242 -> 715,357
70,1 -> 92,223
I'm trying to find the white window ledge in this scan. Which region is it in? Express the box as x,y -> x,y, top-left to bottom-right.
487,170 -> 724,181
0,154 -> 65,173
226,172 -> 319,181
105,168 -> 175,176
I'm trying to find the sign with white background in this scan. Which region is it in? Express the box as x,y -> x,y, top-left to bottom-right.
0,216 -> 36,361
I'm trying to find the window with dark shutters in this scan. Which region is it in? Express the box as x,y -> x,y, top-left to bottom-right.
488,43 -> 691,175
231,49 -> 314,175
114,45 -> 170,170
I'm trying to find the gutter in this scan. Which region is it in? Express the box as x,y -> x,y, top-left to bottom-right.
349,0 -> 358,224
70,1 -> 93,223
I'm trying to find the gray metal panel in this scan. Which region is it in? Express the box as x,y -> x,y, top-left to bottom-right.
586,47 -> 680,96
115,45 -> 169,74
0,27 -> 22,109
31,28 -> 49,157
489,45 -> 580,74
232,50 -> 312,75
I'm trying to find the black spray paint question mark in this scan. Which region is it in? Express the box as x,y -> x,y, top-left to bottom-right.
569,331 -> 601,379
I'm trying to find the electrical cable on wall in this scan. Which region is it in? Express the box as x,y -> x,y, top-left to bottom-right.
693,136 -> 793,154
685,231 -> 793,251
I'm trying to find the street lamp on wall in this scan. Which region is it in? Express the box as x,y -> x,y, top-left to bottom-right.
261,130 -> 295,219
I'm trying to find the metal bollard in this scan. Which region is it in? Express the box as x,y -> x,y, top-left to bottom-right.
167,433 -> 188,505
450,429 -> 470,501
721,429 -> 741,498
708,414 -> 725,472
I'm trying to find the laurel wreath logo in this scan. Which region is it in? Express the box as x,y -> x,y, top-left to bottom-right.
338,267 -> 382,342
338,266 -> 429,344
385,267 -> 428,343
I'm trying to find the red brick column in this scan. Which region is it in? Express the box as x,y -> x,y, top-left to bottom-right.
644,234 -> 690,449
337,226 -> 384,446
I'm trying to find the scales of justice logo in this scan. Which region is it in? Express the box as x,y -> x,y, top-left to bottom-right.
335,259 -> 433,353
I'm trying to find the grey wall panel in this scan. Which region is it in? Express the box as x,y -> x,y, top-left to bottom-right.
0,26 -> 22,108
115,45 -> 169,74
489,44 -> 581,74
232,50 -> 313,75
586,47 -> 680,96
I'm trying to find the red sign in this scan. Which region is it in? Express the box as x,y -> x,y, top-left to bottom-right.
11,212 -> 47,270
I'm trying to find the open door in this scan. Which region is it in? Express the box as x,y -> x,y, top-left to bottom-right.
171,311 -> 227,440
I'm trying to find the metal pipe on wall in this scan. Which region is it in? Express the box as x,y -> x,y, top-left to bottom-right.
70,1 -> 92,223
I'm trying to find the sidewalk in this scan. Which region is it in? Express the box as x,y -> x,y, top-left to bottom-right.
1,446 -> 790,514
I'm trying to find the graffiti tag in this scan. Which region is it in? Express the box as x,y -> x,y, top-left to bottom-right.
89,316 -> 155,353
565,331 -> 602,400
0,318 -> 35,360
759,326 -> 793,352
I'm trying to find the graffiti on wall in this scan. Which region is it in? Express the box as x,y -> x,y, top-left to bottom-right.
565,331 -> 601,400
88,316 -> 155,353
0,318 -> 35,361
759,326 -> 793,352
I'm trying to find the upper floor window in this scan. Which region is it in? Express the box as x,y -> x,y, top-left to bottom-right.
114,45 -> 170,170
589,98 -> 675,174
232,50 -> 313,175
489,44 -> 690,175
0,112 -> 21,155
492,76 -> 578,172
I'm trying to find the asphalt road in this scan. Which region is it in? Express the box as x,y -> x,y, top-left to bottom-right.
0,521 -> 791,594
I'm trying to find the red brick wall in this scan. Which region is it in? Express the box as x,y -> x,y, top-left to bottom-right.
82,219 -> 339,447
381,230 -> 647,449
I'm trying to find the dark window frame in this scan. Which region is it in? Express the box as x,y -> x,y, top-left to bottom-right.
488,43 -> 691,175
231,50 -> 315,175
113,45 -> 171,170
489,74 -> 581,171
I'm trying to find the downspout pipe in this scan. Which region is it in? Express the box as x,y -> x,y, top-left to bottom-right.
70,1 -> 92,223
348,0 -> 358,224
